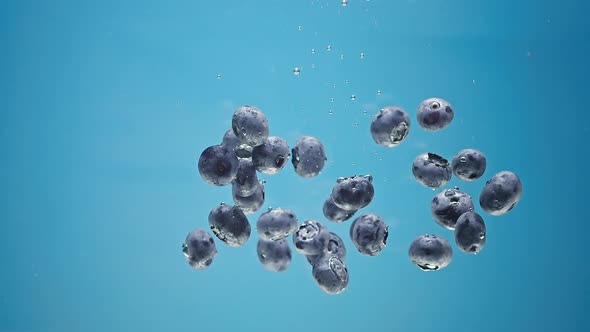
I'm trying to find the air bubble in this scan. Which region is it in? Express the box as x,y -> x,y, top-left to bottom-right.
293,67 -> 301,76
350,95 -> 356,101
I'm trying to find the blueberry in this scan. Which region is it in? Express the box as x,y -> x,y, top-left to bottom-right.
257,238 -> 292,272
256,208 -> 298,241
408,234 -> 453,271
208,203 -> 251,247
292,220 -> 330,255
416,97 -> 454,131
306,232 -> 347,265
349,213 -> 388,256
454,212 -> 486,254
232,105 -> 269,147
331,175 -> 375,211
232,181 -> 265,215
222,129 -> 240,151
182,229 -> 218,270
231,159 -> 260,196
198,145 -> 239,186
479,171 -> 522,216
291,136 -> 327,178
431,188 -> 474,230
323,196 -> 357,223
312,255 -> 349,295
370,106 -> 411,147
451,149 -> 487,181
412,152 -> 452,189
252,136 -> 290,175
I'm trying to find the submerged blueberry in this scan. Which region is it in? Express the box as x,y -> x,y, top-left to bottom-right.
331,175 -> 375,211
412,152 -> 452,189
417,97 -> 454,131
256,208 -> 298,241
451,149 -> 487,181
232,159 -> 260,197
291,136 -> 327,178
182,229 -> 218,270
232,181 -> 265,215
307,232 -> 347,265
349,213 -> 388,256
431,188 -> 474,230
257,238 -> 292,272
232,105 -> 270,147
208,203 -> 251,247
323,196 -> 357,223
198,144 -> 239,186
292,220 -> 330,255
252,136 -> 290,175
370,106 -> 411,147
454,212 -> 487,254
312,255 -> 349,295
408,234 -> 453,271
479,171 -> 523,216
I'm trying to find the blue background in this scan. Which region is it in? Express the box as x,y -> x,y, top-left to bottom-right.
1,0 -> 588,331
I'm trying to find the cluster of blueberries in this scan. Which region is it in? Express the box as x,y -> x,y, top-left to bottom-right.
182,98 -> 523,294
370,97 -> 523,271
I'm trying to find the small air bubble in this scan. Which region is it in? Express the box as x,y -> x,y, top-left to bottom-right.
293,67 -> 301,76
377,90 -> 382,96
330,97 -> 335,103
340,54 -> 344,60
350,95 -> 356,101
327,45 -> 332,52
345,79 -> 349,84
311,48 -> 316,55
298,25 -> 302,31
342,0 -> 348,6
216,74 -> 222,80
360,52 -> 365,59
328,109 -> 334,115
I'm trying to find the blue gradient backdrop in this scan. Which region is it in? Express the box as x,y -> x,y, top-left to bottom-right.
1,1 -> 588,331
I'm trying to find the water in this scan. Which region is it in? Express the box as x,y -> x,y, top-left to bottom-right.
1,1 -> 588,332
